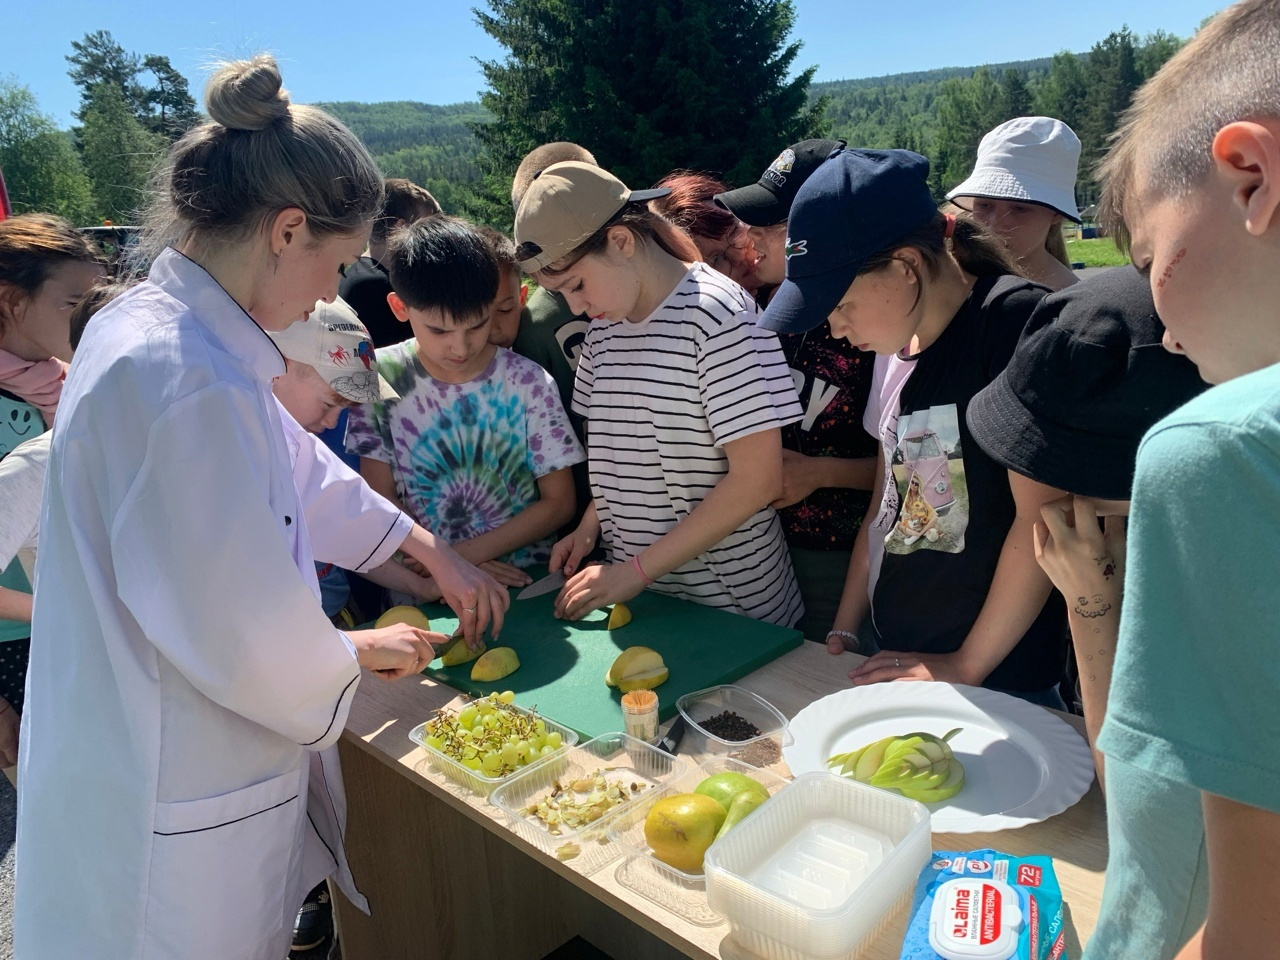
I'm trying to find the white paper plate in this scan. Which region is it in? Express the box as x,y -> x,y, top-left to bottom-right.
783,683 -> 1094,833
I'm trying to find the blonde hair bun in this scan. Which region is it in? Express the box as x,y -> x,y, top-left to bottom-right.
205,54 -> 290,132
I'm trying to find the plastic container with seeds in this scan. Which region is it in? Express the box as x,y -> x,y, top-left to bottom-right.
490,732 -> 694,873
675,685 -> 791,768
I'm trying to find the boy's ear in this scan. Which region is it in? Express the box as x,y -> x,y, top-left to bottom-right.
387,291 -> 411,322
1212,120 -> 1280,237
519,282 -> 529,307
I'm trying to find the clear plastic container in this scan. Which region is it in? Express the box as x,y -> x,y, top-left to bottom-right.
606,756 -> 791,924
704,771 -> 932,960
489,732 -> 695,874
675,685 -> 791,768
407,702 -> 579,798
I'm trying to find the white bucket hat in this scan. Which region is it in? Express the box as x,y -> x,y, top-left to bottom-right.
947,117 -> 1082,223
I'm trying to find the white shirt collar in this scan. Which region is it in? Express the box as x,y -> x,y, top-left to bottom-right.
149,248 -> 286,384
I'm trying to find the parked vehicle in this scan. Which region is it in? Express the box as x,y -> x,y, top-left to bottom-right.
900,428 -> 955,513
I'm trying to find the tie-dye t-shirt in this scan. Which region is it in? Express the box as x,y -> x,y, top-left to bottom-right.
346,344 -> 585,567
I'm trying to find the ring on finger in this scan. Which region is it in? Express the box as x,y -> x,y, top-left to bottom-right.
464,605 -> 477,614
894,657 -> 901,668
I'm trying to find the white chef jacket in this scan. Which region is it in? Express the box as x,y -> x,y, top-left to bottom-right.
15,248 -> 412,960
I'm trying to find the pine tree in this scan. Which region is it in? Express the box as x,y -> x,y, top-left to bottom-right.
473,0 -> 827,195
79,83 -> 166,223
66,30 -> 148,121
932,68 -> 1003,190
1078,28 -> 1142,191
1033,52 -> 1089,132
996,69 -> 1033,122
141,55 -> 199,139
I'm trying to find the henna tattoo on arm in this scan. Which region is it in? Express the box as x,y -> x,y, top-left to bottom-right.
1073,594 -> 1113,619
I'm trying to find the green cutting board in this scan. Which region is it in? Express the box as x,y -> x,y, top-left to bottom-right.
406,573 -> 802,740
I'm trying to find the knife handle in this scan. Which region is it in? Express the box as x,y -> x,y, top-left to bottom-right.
657,715 -> 687,756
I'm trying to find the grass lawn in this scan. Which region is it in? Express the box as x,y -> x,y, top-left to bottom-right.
1065,237 -> 1131,267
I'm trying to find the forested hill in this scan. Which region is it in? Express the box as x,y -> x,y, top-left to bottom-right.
315,22 -> 1176,224
809,57 -> 1057,95
315,100 -> 490,215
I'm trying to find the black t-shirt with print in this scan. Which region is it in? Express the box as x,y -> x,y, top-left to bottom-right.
779,330 -> 878,551
872,275 -> 1067,692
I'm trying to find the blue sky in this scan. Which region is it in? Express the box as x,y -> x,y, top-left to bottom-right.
10,0 -> 1226,127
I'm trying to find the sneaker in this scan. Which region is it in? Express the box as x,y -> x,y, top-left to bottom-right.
290,882 -> 334,956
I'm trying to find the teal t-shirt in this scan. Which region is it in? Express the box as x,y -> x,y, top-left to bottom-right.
1085,362 -> 1280,960
0,559 -> 32,644
0,391 -> 43,643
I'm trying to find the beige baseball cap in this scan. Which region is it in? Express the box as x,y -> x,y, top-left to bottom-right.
514,161 -> 671,271
269,298 -> 399,404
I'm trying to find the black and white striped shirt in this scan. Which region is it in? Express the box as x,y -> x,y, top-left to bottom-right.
572,264 -> 805,627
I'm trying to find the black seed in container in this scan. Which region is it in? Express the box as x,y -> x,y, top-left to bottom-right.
699,710 -> 762,742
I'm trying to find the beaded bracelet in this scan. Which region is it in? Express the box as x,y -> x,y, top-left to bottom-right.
632,554 -> 655,586
827,629 -> 858,645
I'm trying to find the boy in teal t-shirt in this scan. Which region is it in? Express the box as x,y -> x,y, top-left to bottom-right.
1061,2 -> 1280,956
1085,372 -> 1280,958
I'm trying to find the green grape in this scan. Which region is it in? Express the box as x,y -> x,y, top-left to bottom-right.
416,697 -> 558,780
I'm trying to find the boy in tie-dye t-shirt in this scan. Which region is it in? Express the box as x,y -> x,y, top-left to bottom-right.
347,217 -> 583,571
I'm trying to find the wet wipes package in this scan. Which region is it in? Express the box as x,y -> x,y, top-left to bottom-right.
899,850 -> 1066,960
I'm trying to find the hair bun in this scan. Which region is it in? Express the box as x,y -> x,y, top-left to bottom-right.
205,55 -> 290,132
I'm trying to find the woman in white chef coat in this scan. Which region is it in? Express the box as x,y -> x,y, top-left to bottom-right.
14,55 -> 507,960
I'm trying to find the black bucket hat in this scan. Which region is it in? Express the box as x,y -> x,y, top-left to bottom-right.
967,267 -> 1207,500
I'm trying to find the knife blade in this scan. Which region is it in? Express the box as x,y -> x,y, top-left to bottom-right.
432,629 -> 466,664
516,570 -> 566,600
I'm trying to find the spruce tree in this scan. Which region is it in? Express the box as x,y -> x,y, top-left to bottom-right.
473,0 -> 827,193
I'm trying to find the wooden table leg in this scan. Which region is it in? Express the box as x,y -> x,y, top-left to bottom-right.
334,741 -> 578,960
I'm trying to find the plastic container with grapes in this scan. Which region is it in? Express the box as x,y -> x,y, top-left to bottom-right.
408,695 -> 579,798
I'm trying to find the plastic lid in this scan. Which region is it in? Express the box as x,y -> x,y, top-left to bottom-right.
927,877 -> 1023,960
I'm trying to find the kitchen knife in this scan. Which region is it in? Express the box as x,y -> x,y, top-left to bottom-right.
656,715 -> 688,756
432,630 -> 466,663
516,569 -> 566,600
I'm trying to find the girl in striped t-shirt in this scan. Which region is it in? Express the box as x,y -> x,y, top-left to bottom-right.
514,161 -> 805,627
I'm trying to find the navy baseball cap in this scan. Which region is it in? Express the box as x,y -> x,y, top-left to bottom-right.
759,149 -> 939,335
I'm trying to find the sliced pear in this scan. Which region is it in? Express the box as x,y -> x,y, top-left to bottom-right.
605,646 -> 667,691
471,647 -> 520,682
441,638 -> 485,667
618,666 -> 668,692
853,736 -> 897,783
899,759 -> 966,803
607,602 -> 632,630
374,605 -> 431,631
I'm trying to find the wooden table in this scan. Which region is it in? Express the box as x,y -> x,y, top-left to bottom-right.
334,643 -> 1107,960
